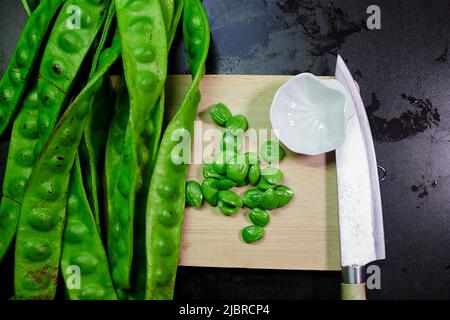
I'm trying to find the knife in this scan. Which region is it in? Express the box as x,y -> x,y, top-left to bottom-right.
334,55 -> 386,300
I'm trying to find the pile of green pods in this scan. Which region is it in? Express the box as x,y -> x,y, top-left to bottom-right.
0,0 -> 210,300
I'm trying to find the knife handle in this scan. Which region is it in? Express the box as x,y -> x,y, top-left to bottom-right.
341,283 -> 366,300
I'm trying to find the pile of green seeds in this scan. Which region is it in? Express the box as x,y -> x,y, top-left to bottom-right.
185,103 -> 294,244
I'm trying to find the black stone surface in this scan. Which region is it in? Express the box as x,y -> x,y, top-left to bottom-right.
1,0 -> 450,300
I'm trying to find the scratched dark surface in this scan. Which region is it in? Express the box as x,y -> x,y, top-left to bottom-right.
1,0 -> 450,300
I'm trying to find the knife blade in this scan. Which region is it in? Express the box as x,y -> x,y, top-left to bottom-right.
334,55 -> 385,300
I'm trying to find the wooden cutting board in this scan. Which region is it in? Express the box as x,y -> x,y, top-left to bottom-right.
165,75 -> 340,271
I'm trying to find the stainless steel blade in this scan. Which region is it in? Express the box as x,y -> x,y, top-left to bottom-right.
335,55 -> 385,267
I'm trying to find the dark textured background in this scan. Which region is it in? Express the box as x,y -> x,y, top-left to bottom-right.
1,0 -> 450,300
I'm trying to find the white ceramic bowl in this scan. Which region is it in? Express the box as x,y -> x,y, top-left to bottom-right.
270,73 -> 354,156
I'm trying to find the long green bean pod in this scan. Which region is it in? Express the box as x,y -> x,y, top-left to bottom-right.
127,0 -> 184,300
0,86 -> 39,262
145,0 -> 210,300
78,1 -> 116,229
60,153 -> 117,300
21,0 -> 41,16
34,0 -> 110,156
0,0 -> 63,137
108,0 -> 168,290
14,35 -> 121,300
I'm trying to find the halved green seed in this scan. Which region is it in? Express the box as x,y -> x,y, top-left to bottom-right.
242,225 -> 265,244
203,164 -> 223,179
217,190 -> 243,216
185,180 -> 203,208
248,208 -> 270,227
226,114 -> 248,135
256,179 -> 276,191
260,140 -> 286,164
209,102 -> 231,127
262,167 -> 284,185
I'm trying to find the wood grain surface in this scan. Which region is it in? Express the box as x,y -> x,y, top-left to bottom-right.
164,75 -> 340,271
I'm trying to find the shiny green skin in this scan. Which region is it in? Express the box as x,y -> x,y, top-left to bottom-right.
119,1 -> 185,300
242,225 -> 265,244
275,185 -> 294,208
261,167 -> 284,185
248,208 -> 270,227
109,0 -> 168,290
161,0 -> 175,33
256,178 -> 276,191
213,178 -> 237,190
78,2 -> 116,228
242,188 -> 264,209
21,0 -> 40,16
213,150 -> 236,175
262,188 -> 279,211
226,114 -> 248,135
0,0 -> 63,137
61,156 -> 117,300
209,103 -> 231,127
226,154 -> 249,184
248,164 -> 261,186
217,190 -> 243,216
185,181 -> 203,208
202,178 -> 219,206
34,0 -> 110,156
259,140 -> 286,164
221,130 -> 242,153
145,0 -> 210,300
203,164 -> 223,179
14,37 -> 121,300
0,87 -> 39,262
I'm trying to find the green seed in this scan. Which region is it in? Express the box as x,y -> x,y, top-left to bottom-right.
221,130 -> 242,154
242,188 -> 264,209
248,208 -> 270,227
218,200 -> 240,216
275,185 -> 294,208
203,164 -> 223,179
260,140 -> 286,164
212,151 -> 235,175
209,102 -> 231,127
226,114 -> 248,135
262,188 -> 279,210
214,178 -> 237,190
261,167 -> 284,185
256,179 -> 276,191
202,178 -> 219,206
242,225 -> 265,244
248,165 -> 261,186
226,154 -> 249,183
185,181 -> 203,208
218,190 -> 243,208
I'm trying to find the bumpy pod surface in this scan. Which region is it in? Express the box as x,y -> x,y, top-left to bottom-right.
0,87 -> 39,262
14,37 -> 121,300
109,0 -> 168,289
61,156 -> 117,300
0,0 -> 63,136
77,1 -> 117,230
35,0 -> 110,155
145,0 -> 210,300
